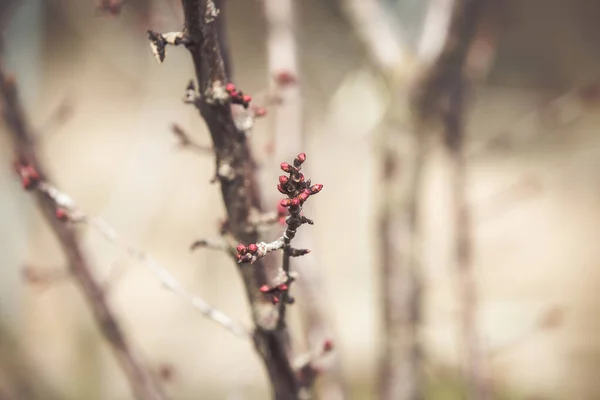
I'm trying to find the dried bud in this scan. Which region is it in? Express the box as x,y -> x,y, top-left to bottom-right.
259,285 -> 270,293
291,198 -> 300,207
310,184 -> 323,194
287,297 -> 295,304
279,175 -> 289,185
236,253 -> 242,261
280,162 -> 292,173
248,243 -> 258,253
236,243 -> 247,254
280,198 -> 292,208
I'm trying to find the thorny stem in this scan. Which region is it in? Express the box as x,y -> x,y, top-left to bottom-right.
0,66 -> 168,400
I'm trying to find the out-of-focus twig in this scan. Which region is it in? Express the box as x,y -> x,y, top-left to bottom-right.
264,0 -> 346,398
340,0 -> 410,79
411,0 -> 491,399
171,123 -> 213,154
0,64 -> 168,400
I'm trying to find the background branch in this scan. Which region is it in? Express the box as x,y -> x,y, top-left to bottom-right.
0,65 -> 168,400
411,0 -> 491,399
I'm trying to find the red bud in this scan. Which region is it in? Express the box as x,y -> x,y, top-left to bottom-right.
242,94 -> 251,103
56,208 -> 67,221
254,107 -> 267,117
310,184 -> 323,194
279,175 -> 289,185
271,296 -> 280,305
225,83 -> 236,92
280,162 -> 292,172
260,285 -> 270,293
280,198 -> 292,208
21,177 -> 31,189
298,192 -> 310,202
279,284 -> 288,291
24,165 -> 39,180
236,243 -> 247,254
277,184 -> 286,194
291,198 -> 300,207
296,153 -> 306,163
248,243 -> 258,253
323,340 -> 334,352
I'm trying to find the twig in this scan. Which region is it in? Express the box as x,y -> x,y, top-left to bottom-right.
21,179 -> 250,338
411,0 -> 491,399
264,0 -> 346,397
340,0 -> 410,77
0,65 -> 168,400
171,123 -> 213,154
159,1 -> 302,397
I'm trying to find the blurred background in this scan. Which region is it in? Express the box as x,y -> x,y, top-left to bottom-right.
1,0 -> 600,399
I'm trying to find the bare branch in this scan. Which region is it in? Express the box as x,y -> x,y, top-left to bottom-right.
0,65 -> 168,400
411,0 -> 491,399
263,1 -> 346,396
161,0 -> 302,397
31,180 -> 250,339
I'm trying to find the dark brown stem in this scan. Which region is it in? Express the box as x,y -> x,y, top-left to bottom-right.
411,0 -> 490,399
0,67 -> 168,400
178,1 -> 299,398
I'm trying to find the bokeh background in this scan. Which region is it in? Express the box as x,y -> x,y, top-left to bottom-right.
1,0 -> 600,399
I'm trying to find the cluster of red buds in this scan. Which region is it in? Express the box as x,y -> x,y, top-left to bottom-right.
225,83 -> 252,109
14,162 -> 40,190
277,153 -> 323,212
259,277 -> 295,305
236,153 -> 323,308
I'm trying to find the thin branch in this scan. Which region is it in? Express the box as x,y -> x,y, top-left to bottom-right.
264,0 -> 346,397
411,0 -> 491,399
0,65 -> 168,400
171,123 -> 213,154
340,0 -> 410,77
27,180 -> 250,338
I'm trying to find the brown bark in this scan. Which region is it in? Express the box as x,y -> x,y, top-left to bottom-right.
178,1 -> 299,398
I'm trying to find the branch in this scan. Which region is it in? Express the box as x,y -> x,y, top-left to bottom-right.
340,0 -> 410,78
410,0 -> 491,399
0,66 -> 168,400
264,0 -> 346,397
158,1 -> 303,397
